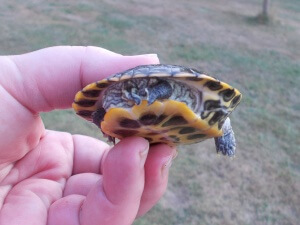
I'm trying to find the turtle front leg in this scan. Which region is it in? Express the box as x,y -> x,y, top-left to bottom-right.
214,118 -> 236,157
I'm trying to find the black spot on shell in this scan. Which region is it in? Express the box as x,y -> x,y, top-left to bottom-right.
155,114 -> 168,124
77,110 -> 94,117
162,115 -> 187,127
96,82 -> 110,88
114,129 -> 139,137
139,114 -> 157,125
204,100 -> 221,111
209,111 -> 225,126
219,89 -> 235,102
179,127 -> 196,134
82,89 -> 101,98
75,99 -> 97,107
119,118 -> 140,128
187,133 -> 206,140
205,80 -> 222,91
230,95 -> 242,108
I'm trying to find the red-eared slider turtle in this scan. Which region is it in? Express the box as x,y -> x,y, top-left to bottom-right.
72,64 -> 242,156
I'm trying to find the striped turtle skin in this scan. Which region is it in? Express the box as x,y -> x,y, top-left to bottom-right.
72,64 -> 242,156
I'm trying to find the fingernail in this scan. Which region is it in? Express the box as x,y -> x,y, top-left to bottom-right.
161,156 -> 173,177
140,53 -> 158,58
138,53 -> 159,62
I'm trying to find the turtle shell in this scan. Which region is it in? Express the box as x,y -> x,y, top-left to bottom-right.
72,64 -> 242,146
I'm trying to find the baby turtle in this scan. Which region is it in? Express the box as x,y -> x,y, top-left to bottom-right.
72,64 -> 242,156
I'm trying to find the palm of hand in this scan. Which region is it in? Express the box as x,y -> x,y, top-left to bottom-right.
0,47 -> 175,225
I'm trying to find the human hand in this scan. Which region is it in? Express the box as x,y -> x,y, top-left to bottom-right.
0,46 -> 176,225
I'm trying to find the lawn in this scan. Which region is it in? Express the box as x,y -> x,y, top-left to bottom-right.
1,0 -> 299,224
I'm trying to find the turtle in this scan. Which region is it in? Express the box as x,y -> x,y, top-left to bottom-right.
72,64 -> 242,157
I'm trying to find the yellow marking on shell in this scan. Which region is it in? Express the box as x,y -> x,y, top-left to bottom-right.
107,77 -> 119,82
74,91 -> 98,102
172,73 -> 196,77
148,73 -> 170,77
131,100 -> 165,118
132,73 -> 147,78
101,108 -> 134,139
82,82 -> 100,91
119,74 -> 132,80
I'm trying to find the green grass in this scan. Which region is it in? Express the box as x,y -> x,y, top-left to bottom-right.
1,0 -> 299,224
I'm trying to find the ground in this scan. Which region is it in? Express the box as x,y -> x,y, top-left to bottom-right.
0,0 -> 299,224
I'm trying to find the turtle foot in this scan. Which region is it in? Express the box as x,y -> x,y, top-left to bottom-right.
214,118 -> 236,157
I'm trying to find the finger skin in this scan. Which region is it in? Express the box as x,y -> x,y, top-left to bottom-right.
65,140 -> 175,218
137,144 -> 176,217
72,135 -> 110,175
63,173 -> 102,197
3,46 -> 159,112
48,195 -> 85,225
49,137 -> 150,225
0,131 -> 74,225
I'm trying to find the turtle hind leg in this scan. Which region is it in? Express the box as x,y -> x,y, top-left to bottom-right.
214,118 -> 236,157
92,107 -> 106,128
92,107 -> 116,145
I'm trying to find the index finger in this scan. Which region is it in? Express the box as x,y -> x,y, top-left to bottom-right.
3,46 -> 159,112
